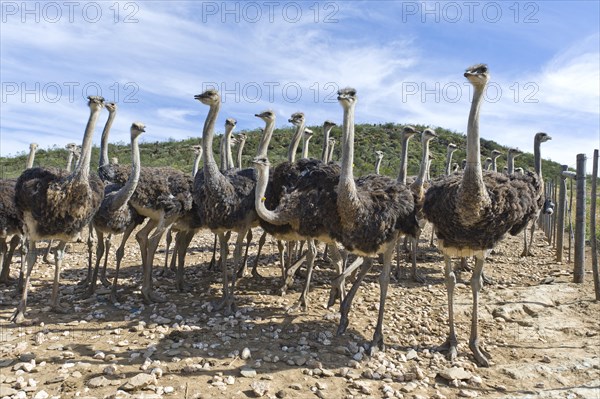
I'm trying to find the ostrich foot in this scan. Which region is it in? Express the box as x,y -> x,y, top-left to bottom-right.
368,332 -> 385,356
158,267 -> 175,278
469,338 -> 491,367
0,275 -> 17,285
142,290 -> 167,304
51,302 -> 70,314
412,271 -> 426,284
251,268 -> 263,279
110,289 -> 122,305
77,276 -> 91,287
212,294 -> 236,316
327,282 -> 344,308
336,316 -> 350,336
286,297 -> 308,314
520,250 -> 534,257
481,272 -> 493,285
11,305 -> 26,324
100,276 -> 112,288
43,254 -> 55,264
436,337 -> 458,362
236,265 -> 248,279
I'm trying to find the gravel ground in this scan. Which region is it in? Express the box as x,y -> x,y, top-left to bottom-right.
1,225 -> 599,399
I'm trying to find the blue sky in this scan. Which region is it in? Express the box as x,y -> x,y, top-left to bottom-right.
1,1 -> 598,168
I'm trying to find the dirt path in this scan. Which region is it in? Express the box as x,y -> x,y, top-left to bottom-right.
1,226 -> 599,399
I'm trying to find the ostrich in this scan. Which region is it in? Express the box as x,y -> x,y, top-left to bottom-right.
506,148 -> 522,174
321,121 -> 337,163
374,150 -> 384,174
1,142 -> 40,284
483,157 -> 493,170
87,123 -> 146,299
461,159 -> 467,170
65,143 -> 78,172
12,96 -> 105,323
236,133 -> 247,169
98,102 -> 118,181
445,143 -> 458,176
520,132 -> 552,257
193,90 -> 275,314
327,138 -> 337,162
423,64 -> 546,366
490,149 -> 502,172
514,167 -> 524,175
301,128 -> 314,159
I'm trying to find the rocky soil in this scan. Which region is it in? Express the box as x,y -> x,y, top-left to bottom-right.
1,226 -> 599,399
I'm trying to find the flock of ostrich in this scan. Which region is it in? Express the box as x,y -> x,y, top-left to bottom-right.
0,64 -> 553,368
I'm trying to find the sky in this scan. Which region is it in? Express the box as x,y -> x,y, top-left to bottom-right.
1,1 -> 599,169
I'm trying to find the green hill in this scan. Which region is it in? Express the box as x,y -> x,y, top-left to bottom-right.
0,123 -> 565,181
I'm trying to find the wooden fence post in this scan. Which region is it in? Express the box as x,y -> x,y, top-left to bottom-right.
574,154 -> 587,283
557,165 -> 569,262
590,149 -> 599,300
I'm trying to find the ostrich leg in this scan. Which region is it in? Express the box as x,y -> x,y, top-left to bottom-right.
175,230 -> 195,292
50,241 -> 69,313
369,243 -> 395,354
251,231 -> 267,278
469,256 -> 491,366
100,234 -> 113,287
287,239 -> 317,312
437,255 -> 458,362
141,219 -> 172,303
87,230 -> 106,296
0,236 -> 20,283
337,257 -> 373,336
110,222 -> 139,304
236,228 -> 253,277
11,240 -> 37,323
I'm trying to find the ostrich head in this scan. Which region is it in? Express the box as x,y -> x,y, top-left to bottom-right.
110,157 -> 119,165
65,142 -> 77,151
491,149 -> 502,158
225,118 -> 237,129
192,144 -> 203,155
324,120 -> 337,129
422,128 -> 438,141
87,95 -> 105,110
303,128 -> 314,138
105,102 -> 117,113
447,143 -> 457,153
464,64 -> 489,88
402,125 -> 419,140
288,112 -> 305,126
238,132 -> 247,142
29,142 -> 39,151
375,150 -> 384,158
337,87 -> 357,108
131,122 -> 146,139
251,156 -> 270,168
194,89 -> 220,106
328,138 -> 337,146
535,132 -> 552,143
255,110 -> 275,123
508,148 -> 523,157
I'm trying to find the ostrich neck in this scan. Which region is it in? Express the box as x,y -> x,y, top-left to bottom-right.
445,150 -> 455,176
375,157 -> 382,174
237,140 -> 246,169
460,85 -> 488,203
302,137 -> 312,159
287,122 -> 305,163
254,163 -> 291,225
492,156 -> 499,173
192,151 -> 202,177
256,120 -> 275,158
321,126 -> 332,162
225,128 -> 235,170
507,153 -> 516,174
397,135 -> 412,184
26,149 -> 37,169
110,134 -> 141,211
534,140 -> 542,178
328,143 -> 335,162
202,101 -> 227,186
66,152 -> 74,172
99,111 -> 116,169
338,104 -> 361,226
74,106 -> 103,181
413,138 -> 432,191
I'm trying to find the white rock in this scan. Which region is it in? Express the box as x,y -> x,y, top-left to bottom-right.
241,347 -> 251,360
33,391 -> 49,399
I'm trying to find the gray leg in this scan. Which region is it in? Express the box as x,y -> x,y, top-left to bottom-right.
208,234 -> 218,271
164,228 -> 173,272
12,240 -> 37,323
281,252 -> 308,294
327,255 -> 364,308
141,220 -> 171,303
87,230 -> 105,296
288,239 -> 316,312
251,231 -> 267,278
50,241 -> 69,313
43,239 -> 54,264
369,244 -> 395,355
213,232 -> 235,314
0,237 -> 12,283
469,256 -> 491,367
100,234 -> 112,287
328,244 -> 346,303
277,240 -> 286,281
111,222 -> 138,304
437,255 -> 458,361
337,257 -> 373,335
411,237 -> 425,283
136,219 -> 164,303
176,230 -> 195,292
521,222 -> 531,257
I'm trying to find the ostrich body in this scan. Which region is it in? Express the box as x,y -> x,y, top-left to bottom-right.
423,64 -> 545,366
12,96 -> 105,322
0,179 -> 23,284
520,133 -> 552,257
193,90 -> 274,314
87,123 -> 146,300
374,150 -> 384,174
